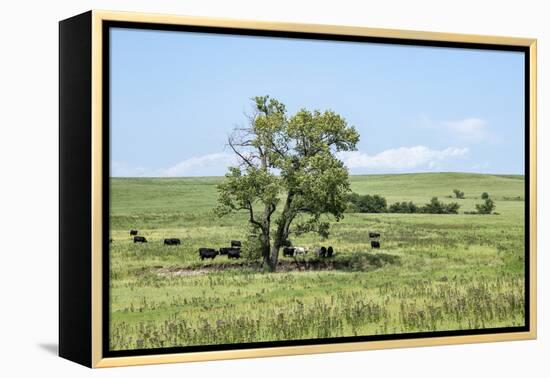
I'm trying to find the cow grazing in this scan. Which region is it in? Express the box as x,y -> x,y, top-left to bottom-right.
294,247 -> 307,255
199,248 -> 218,260
227,249 -> 241,259
315,246 -> 327,258
130,229 -> 138,236
327,246 -> 334,258
371,241 -> 380,249
164,238 -> 181,246
369,232 -> 380,238
134,236 -> 147,243
231,240 -> 242,248
219,247 -> 230,255
283,247 -> 295,257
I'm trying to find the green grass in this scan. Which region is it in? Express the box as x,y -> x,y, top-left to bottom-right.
109,172 -> 525,350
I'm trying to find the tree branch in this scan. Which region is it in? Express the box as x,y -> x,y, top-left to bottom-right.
268,203 -> 277,217
246,200 -> 264,231
228,136 -> 255,169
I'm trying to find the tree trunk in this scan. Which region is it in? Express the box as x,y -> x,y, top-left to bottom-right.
260,226 -> 272,270
270,193 -> 295,271
259,151 -> 276,271
270,243 -> 280,271
262,242 -> 273,270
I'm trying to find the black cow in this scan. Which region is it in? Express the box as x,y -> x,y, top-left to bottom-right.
164,238 -> 181,246
219,247 -> 230,255
227,249 -> 241,259
283,247 -> 295,257
130,229 -> 138,236
134,236 -> 147,243
231,240 -> 242,248
199,248 -> 218,260
369,232 -> 380,238
371,241 -> 380,249
327,246 -> 334,258
316,246 -> 327,258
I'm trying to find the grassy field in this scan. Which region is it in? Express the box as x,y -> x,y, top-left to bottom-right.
109,172 -> 525,350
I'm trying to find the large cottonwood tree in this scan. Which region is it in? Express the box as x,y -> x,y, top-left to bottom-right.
215,96 -> 359,271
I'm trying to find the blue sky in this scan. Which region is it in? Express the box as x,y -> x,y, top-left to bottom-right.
110,28 -> 525,177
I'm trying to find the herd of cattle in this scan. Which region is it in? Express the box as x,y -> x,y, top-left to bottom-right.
199,240 -> 242,260
283,246 -> 333,258
125,229 -> 382,260
129,230 -> 242,260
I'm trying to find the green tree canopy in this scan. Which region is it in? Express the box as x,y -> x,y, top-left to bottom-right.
215,96 -> 359,271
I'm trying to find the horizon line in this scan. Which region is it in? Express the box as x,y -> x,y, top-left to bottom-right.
110,171 -> 525,179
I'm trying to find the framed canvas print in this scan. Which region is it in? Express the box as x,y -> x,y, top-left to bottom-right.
59,10 -> 537,368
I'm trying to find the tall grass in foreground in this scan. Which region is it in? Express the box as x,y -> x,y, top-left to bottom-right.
110,273 -> 524,350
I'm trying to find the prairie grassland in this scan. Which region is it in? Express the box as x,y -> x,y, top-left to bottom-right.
109,173 -> 525,350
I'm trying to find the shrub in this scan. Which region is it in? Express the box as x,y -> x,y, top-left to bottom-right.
389,201 -> 418,213
453,189 -> 465,199
421,197 -> 460,214
443,202 -> 461,214
345,202 -> 360,213
347,192 -> 361,204
481,192 -> 490,200
476,198 -> 496,214
347,193 -> 388,213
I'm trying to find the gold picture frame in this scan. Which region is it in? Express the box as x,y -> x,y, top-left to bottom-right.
59,9 -> 537,368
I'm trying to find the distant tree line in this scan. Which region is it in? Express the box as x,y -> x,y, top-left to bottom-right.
347,194 -> 460,214
347,191 -> 497,215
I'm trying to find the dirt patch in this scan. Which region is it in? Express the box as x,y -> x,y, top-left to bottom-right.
157,267 -> 210,277
156,253 -> 399,276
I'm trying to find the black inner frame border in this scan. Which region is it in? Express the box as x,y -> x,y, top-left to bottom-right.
102,20 -> 531,358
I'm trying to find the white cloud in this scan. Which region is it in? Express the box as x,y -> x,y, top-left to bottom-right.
443,118 -> 490,143
338,146 -> 469,172
111,153 -> 237,177
159,153 -> 236,177
113,145 -> 469,177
